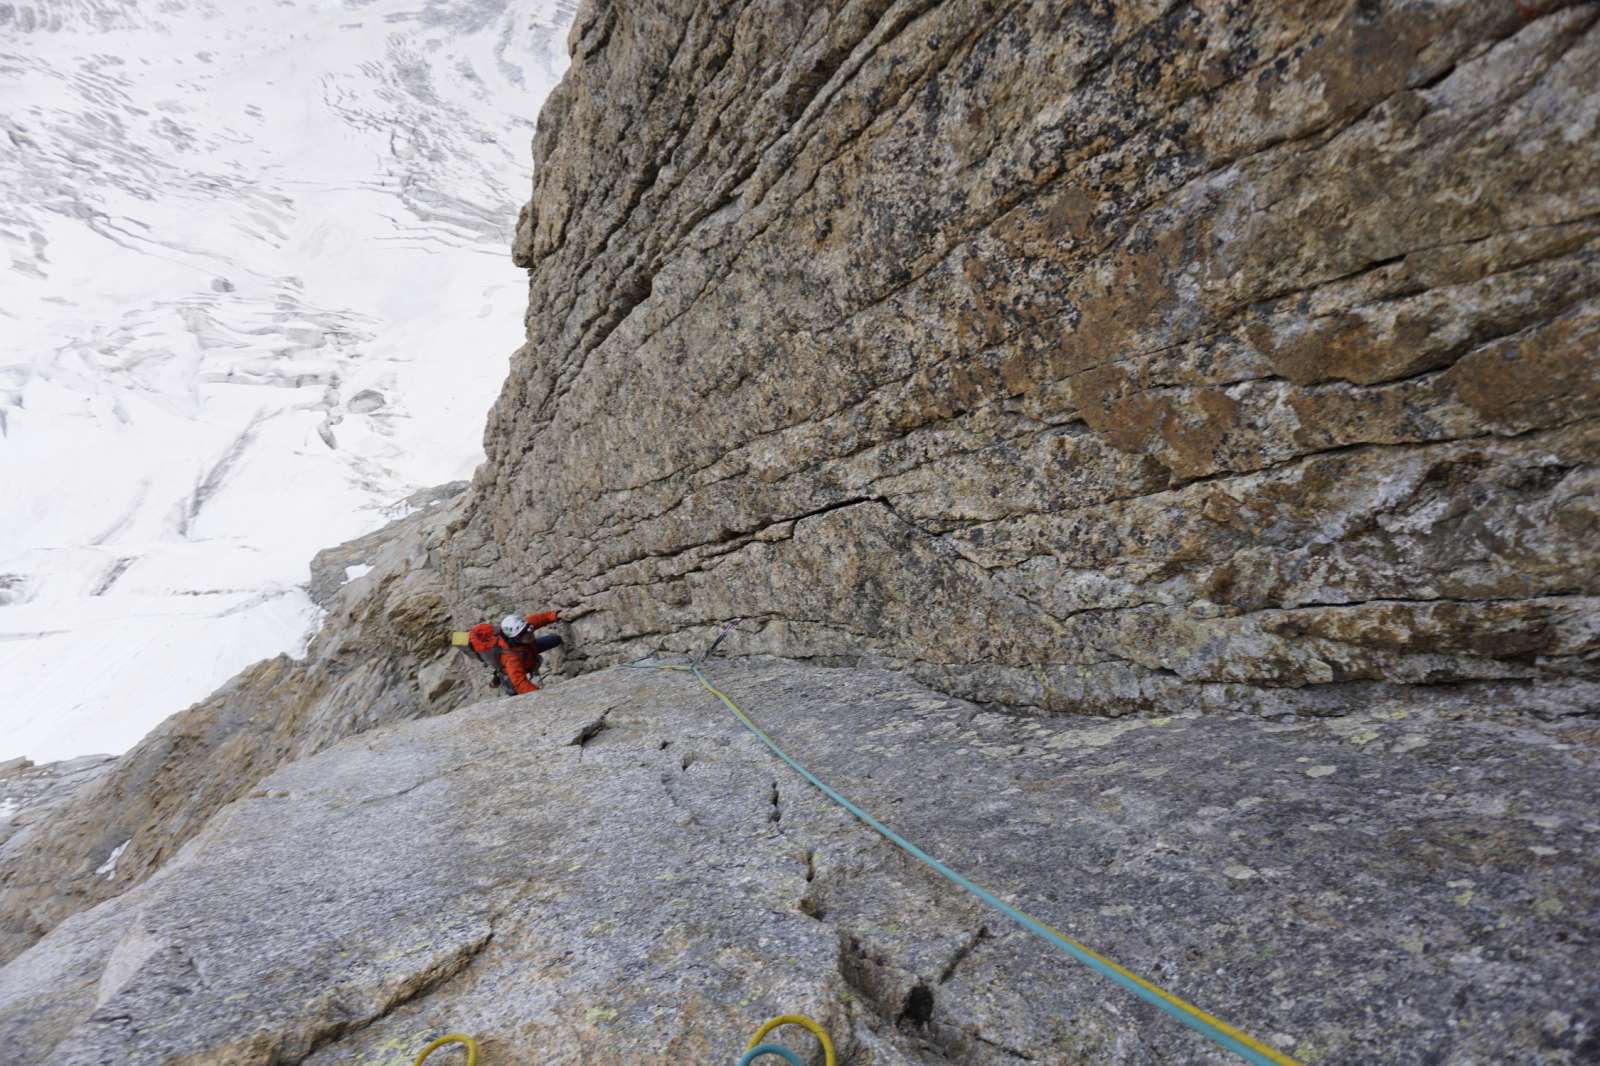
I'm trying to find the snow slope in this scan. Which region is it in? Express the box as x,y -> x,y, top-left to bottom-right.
1,0 -> 576,762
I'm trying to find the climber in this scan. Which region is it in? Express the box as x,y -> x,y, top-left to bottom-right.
466,611 -> 563,695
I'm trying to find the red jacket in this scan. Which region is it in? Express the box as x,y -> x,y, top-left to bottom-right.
468,611 -> 559,694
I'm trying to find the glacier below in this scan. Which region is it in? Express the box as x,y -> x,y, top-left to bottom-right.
0,0 -> 577,761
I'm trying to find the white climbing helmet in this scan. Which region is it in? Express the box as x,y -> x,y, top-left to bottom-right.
500,613 -> 528,639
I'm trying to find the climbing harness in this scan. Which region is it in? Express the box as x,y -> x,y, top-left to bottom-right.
632,644 -> 1299,1066
413,1033 -> 477,1065
451,627 -> 544,695
451,629 -> 513,693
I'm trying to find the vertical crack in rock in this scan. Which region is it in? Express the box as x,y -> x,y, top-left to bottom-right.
797,848 -> 826,919
898,981 -> 935,1026
568,711 -> 612,753
937,924 -> 989,985
295,928 -> 495,1064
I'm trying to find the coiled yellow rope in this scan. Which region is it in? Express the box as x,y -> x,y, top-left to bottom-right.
745,1014 -> 836,1066
412,1033 -> 477,1065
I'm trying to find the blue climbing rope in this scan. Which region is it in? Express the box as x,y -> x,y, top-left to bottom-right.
736,1044 -> 805,1066
638,653 -> 1298,1066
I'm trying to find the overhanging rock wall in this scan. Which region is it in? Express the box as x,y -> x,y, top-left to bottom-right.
458,0 -> 1600,717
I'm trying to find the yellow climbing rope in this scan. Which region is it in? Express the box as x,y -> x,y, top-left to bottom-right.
412,1034 -> 477,1065
745,1014 -> 836,1066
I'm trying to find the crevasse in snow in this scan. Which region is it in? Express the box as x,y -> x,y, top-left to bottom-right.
0,0 -> 578,761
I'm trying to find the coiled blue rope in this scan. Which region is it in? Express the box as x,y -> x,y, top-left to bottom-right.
736,1044 -> 805,1066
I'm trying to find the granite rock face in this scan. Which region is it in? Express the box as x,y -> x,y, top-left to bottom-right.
305,482 -> 469,609
471,0 -> 1600,720
1,660 -> 1595,1065
3,1 -> 1599,1054
0,757 -> 114,854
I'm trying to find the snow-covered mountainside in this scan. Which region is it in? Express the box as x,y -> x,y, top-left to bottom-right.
0,0 -> 576,762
